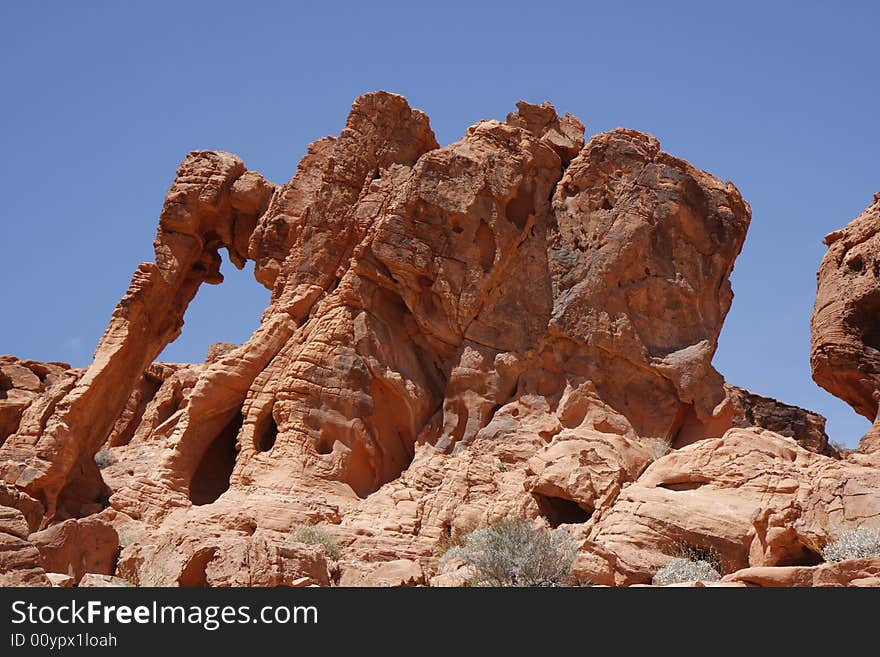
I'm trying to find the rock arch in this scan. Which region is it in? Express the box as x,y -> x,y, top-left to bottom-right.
0,151 -> 274,518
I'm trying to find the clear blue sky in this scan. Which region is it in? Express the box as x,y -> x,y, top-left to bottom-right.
1,1 -> 877,445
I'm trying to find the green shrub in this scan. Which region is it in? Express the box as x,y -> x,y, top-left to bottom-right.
292,524 -> 340,560
439,517 -> 577,587
822,526 -> 880,563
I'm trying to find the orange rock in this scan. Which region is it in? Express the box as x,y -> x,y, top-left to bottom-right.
812,194 -> 880,454
0,151 -> 274,519
339,559 -> 424,587
524,430 -> 652,523
722,558 -> 880,587
1,92 -> 875,588
721,384 -> 830,454
45,572 -> 74,587
78,573 -> 130,587
116,528 -> 330,587
581,428 -> 880,585
0,356 -> 72,448
28,516 -> 118,583
0,506 -> 50,586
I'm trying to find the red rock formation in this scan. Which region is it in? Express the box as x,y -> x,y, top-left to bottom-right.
0,504 -> 49,586
0,357 -> 72,447
0,153 -> 274,520
577,428 -> 879,585
29,516 -> 118,583
812,194 -> 880,453
722,384 -> 829,454
721,558 -> 880,587
1,92 -> 878,587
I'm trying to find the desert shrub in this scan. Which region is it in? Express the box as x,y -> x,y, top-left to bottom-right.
435,514 -> 481,557
828,440 -> 849,456
653,557 -> 721,585
643,437 -> 672,460
292,524 -> 340,560
439,517 -> 577,586
94,449 -> 115,469
822,526 -> 880,563
653,544 -> 722,585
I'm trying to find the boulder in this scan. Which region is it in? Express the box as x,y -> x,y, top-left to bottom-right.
29,516 -> 119,583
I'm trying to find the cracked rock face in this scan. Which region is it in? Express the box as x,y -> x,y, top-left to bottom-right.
0,91 -> 877,587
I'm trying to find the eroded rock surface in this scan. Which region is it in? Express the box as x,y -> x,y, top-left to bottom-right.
1,92 -> 878,587
812,194 -> 880,454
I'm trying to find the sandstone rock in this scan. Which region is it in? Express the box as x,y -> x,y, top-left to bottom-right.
29,516 -> 119,583
702,581 -> 749,587
581,428 -> 880,585
0,507 -> 50,586
0,151 -> 275,518
812,194 -> 880,454
0,356 -> 72,447
78,573 -> 130,587
812,194 -> 880,421
207,535 -> 331,587
721,384 -> 830,454
116,527 -> 330,587
429,567 -> 472,588
662,581 -> 706,587
506,100 -> 585,163
0,483 -> 44,533
722,558 -> 880,587
46,572 -> 75,587
105,362 -> 200,449
339,558 -> 424,587
1,91 -> 874,588
524,430 -> 652,523
0,504 -> 31,539
546,128 -> 749,440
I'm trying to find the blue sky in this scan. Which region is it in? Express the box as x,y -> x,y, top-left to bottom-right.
1,1 -> 877,445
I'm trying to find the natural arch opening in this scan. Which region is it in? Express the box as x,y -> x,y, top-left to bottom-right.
532,493 -> 593,528
189,409 -> 242,506
158,257 -> 269,364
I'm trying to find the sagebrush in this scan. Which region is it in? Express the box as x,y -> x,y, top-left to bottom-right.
643,437 -> 672,460
292,524 -> 340,560
94,449 -> 115,469
822,526 -> 880,563
653,544 -> 723,585
440,517 -> 577,586
435,514 -> 481,557
653,557 -> 722,585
